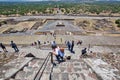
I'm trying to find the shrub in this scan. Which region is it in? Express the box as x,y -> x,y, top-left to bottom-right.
117,24 -> 120,28
115,19 -> 120,24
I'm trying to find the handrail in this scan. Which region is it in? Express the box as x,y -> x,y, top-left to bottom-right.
49,60 -> 55,80
38,54 -> 51,80
34,52 -> 53,80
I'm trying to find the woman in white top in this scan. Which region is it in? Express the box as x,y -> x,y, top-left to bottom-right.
52,45 -> 64,63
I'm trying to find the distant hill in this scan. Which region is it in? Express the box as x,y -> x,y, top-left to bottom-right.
60,0 -> 120,1
51,0 -> 120,1
54,0 -> 120,3
0,0 -> 120,2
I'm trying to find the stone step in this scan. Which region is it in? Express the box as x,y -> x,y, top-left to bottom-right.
40,59 -> 99,80
52,72 -> 98,80
34,60 -> 53,80
15,59 -> 45,80
40,71 -> 98,80
0,57 -> 33,80
84,58 -> 120,80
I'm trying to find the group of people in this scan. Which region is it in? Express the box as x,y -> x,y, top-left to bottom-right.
0,41 -> 19,52
31,40 -> 41,48
32,40 -> 54,49
51,39 -> 89,64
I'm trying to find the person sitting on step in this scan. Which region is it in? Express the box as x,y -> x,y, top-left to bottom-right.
51,45 -> 65,63
81,48 -> 87,57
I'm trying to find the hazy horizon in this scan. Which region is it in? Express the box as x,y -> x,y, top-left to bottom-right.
0,0 -> 120,2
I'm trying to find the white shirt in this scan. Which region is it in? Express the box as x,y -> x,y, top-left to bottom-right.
55,47 -> 64,57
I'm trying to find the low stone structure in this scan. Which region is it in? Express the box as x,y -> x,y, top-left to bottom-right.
39,20 -> 85,35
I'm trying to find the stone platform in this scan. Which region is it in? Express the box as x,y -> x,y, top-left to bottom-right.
0,57 -> 33,80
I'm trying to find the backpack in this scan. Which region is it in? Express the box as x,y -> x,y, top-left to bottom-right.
60,48 -> 64,53
82,49 -> 86,55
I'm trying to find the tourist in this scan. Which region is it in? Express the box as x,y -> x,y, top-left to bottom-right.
38,40 -> 41,45
71,40 -> 75,53
60,38 -> 62,43
88,44 -> 90,51
31,43 -> 34,46
47,41 -> 49,43
81,48 -> 87,56
80,40 -> 83,45
34,42 -> 37,46
53,33 -> 56,39
0,43 -> 8,52
66,41 -> 71,51
51,45 -> 64,63
44,41 -> 46,44
51,41 -> 57,49
10,41 -> 19,52
77,40 -> 82,45
37,40 -> 41,48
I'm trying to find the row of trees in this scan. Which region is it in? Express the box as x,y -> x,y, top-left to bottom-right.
0,1 -> 120,16
62,2 -> 120,15
0,2 -> 54,15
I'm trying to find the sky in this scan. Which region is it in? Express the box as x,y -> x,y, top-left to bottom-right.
0,0 -> 51,1
0,0 -> 46,1
0,0 -> 120,2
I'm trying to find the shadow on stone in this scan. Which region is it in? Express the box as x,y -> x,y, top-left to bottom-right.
25,53 -> 35,58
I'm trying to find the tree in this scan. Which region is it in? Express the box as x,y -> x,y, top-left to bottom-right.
115,19 -> 120,24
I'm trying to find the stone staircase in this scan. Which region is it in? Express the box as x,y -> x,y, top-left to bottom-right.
3,56 -> 120,80
39,46 -> 120,80
1,46 -> 120,80
14,58 -> 45,80
40,59 -> 99,80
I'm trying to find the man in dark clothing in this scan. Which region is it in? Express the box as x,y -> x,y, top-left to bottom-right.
80,40 -> 83,45
38,40 -> 41,45
71,40 -> 75,53
0,43 -> 8,52
66,41 -> 71,51
81,48 -> 87,56
10,41 -> 19,52
51,41 -> 57,49
34,42 -> 37,46
37,40 -> 41,48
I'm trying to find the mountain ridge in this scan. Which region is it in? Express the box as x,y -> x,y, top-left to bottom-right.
0,0 -> 120,2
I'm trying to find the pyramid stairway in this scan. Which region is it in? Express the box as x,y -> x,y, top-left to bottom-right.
40,59 -> 99,80
1,46 -> 120,80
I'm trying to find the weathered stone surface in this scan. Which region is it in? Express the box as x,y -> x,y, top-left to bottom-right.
62,73 -> 69,80
53,67 -> 61,73
84,58 -> 120,80
0,43 -> 119,80
52,73 -> 60,80
15,71 -> 26,79
49,57 -> 99,80
40,72 -> 49,80
0,57 -> 33,79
